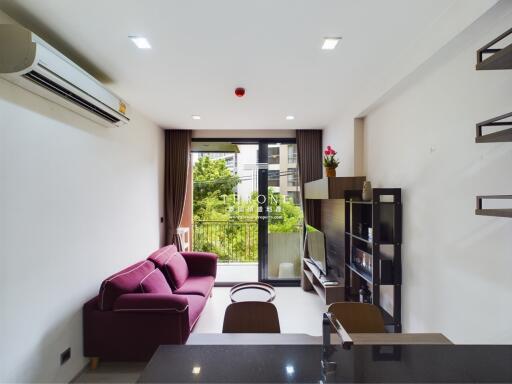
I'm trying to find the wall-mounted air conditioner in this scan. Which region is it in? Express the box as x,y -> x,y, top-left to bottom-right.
0,24 -> 130,126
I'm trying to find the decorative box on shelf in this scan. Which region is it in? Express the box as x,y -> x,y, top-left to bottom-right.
304,177 -> 366,199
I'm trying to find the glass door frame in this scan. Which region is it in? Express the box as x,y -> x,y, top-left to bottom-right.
257,141 -> 301,287
191,138 -> 300,287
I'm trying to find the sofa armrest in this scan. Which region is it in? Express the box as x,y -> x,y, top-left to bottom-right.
181,251 -> 218,277
84,295 -> 191,360
113,293 -> 188,313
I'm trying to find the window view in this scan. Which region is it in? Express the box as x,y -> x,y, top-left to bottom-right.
287,168 -> 298,186
268,145 -> 280,164
266,143 -> 302,281
268,170 -> 280,187
192,147 -> 258,283
191,142 -> 302,283
287,144 -> 297,164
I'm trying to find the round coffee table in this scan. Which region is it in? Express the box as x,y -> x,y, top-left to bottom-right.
229,282 -> 276,303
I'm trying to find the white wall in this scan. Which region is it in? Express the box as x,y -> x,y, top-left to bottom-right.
323,0 -> 499,177
323,115 -> 356,177
362,4 -> 512,343
0,53 -> 164,383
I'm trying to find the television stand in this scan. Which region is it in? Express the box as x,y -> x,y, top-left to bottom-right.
302,258 -> 344,305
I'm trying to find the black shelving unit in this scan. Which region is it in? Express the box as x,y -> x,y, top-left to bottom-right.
474,29 -> 512,218
344,188 -> 402,333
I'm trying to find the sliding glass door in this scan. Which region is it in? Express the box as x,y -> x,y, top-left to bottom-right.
191,143 -> 259,283
191,139 -> 302,286
258,142 -> 303,284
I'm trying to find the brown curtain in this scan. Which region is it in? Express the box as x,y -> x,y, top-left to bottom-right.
296,129 -> 323,229
164,129 -> 192,250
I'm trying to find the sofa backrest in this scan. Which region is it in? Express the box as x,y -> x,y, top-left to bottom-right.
147,244 -> 178,269
98,260 -> 155,311
147,245 -> 189,289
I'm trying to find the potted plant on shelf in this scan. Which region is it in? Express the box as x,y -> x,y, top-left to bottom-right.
323,145 -> 340,177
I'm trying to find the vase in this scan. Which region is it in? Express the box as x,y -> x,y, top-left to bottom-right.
325,167 -> 336,177
362,181 -> 372,201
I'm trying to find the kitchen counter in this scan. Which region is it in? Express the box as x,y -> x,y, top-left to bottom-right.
138,343 -> 512,383
186,332 -> 452,345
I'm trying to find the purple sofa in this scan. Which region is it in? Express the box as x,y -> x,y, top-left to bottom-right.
83,245 -> 217,361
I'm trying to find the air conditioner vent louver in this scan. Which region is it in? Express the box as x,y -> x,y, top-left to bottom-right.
23,70 -> 121,123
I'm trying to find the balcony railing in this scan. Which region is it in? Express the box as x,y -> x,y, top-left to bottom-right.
193,220 -> 258,263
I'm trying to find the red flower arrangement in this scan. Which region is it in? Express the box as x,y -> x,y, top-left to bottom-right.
323,145 -> 340,169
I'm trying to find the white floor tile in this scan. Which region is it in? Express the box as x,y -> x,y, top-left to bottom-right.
193,287 -> 327,335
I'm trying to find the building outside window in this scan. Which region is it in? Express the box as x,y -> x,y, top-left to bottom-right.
268,170 -> 280,187
287,144 -> 297,164
268,146 -> 280,164
287,191 -> 300,205
287,168 -> 298,186
225,157 -> 234,169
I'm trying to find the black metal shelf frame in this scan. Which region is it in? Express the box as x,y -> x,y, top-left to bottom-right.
474,29 -> 512,218
475,195 -> 512,218
475,112 -> 512,143
345,231 -> 395,246
347,263 -> 373,284
344,188 -> 402,333
476,27 -> 512,70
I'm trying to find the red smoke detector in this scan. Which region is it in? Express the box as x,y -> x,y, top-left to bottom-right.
235,87 -> 245,97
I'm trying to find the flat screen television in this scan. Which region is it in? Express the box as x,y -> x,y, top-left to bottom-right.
305,225 -> 327,275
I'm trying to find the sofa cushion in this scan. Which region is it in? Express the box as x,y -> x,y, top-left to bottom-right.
99,260 -> 155,311
140,269 -> 173,294
147,245 -> 178,269
174,276 -> 214,297
185,294 -> 207,329
163,252 -> 189,289
147,245 -> 189,289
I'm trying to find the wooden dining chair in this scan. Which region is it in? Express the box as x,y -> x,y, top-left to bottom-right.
327,302 -> 386,333
222,302 -> 281,333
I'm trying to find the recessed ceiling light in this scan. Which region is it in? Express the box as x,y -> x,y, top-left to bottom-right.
129,36 -> 151,49
192,366 -> 201,375
286,115 -> 295,120
321,37 -> 341,50
191,115 -> 201,120
286,365 -> 295,375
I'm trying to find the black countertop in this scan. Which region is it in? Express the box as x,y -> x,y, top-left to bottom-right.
138,344 -> 512,383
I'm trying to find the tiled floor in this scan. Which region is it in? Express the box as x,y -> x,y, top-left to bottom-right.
194,287 -> 326,335
73,287 -> 327,383
216,263 -> 258,283
73,362 -> 146,383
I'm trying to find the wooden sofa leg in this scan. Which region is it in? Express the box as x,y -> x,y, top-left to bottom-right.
90,357 -> 99,370
210,290 -> 213,298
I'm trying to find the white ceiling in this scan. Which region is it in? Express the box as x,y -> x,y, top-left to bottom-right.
0,0 -> 491,130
